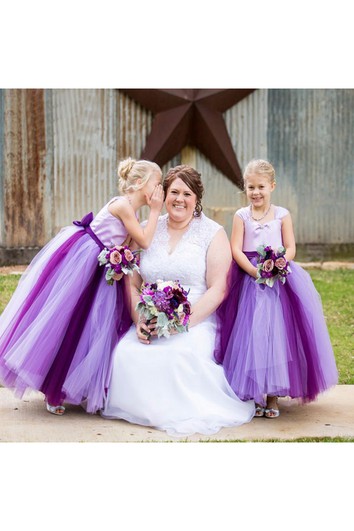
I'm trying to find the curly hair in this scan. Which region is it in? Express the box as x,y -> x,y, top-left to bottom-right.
117,157 -> 161,194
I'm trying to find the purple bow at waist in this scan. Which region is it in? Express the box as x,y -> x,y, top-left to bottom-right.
73,212 -> 105,250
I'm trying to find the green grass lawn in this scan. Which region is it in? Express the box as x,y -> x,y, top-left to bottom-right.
0,275 -> 22,314
0,269 -> 353,384
310,269 -> 354,384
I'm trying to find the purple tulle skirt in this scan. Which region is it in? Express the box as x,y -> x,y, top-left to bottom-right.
0,219 -> 132,413
215,254 -> 338,407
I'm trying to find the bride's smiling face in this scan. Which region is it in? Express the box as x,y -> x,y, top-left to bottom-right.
165,178 -> 197,223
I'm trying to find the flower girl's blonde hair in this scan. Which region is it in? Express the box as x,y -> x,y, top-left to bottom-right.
118,157 -> 161,194
243,159 -> 276,184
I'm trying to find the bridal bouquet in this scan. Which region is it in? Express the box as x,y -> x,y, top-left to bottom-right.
256,245 -> 291,287
136,280 -> 192,338
98,245 -> 141,285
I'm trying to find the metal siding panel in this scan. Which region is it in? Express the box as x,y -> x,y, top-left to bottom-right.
0,90 -> 4,244
116,90 -> 181,222
117,90 -> 154,162
268,89 -> 354,244
2,88 -> 353,260
43,89 -> 54,240
52,89 -> 118,233
3,89 -> 47,247
196,89 -> 268,236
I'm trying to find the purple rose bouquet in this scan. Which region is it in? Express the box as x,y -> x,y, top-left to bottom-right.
98,245 -> 141,285
255,245 -> 291,287
136,280 -> 192,338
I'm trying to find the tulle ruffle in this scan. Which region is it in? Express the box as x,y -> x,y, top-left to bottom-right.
0,226 -> 131,413
215,256 -> 338,406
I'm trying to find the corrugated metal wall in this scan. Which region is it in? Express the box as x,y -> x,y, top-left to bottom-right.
51,89 -> 180,232
52,89 -> 118,232
201,89 -> 268,234
0,90 -> 4,245
0,88 -> 353,264
116,91 -> 180,223
2,89 -> 48,247
267,89 -> 354,245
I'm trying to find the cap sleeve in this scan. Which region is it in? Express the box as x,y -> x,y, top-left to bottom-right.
191,213 -> 223,252
235,206 -> 249,222
275,206 -> 290,219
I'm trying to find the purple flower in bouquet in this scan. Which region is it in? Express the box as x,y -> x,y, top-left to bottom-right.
98,245 -> 141,285
136,280 -> 192,338
256,245 -> 291,287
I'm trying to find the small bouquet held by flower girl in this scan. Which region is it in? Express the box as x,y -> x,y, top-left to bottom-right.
256,245 -> 291,287
98,245 -> 141,285
136,280 -> 192,338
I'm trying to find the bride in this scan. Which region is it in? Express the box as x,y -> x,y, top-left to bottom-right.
102,165 -> 255,436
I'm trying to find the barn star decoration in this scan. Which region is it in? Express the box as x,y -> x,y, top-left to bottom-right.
120,89 -> 255,189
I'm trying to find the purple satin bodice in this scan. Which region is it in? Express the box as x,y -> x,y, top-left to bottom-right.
90,197 -> 129,248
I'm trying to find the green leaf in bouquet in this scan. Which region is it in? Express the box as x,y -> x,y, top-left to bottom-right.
266,277 -> 275,288
98,249 -> 108,265
105,269 -> 115,282
256,245 -> 267,257
277,246 -> 286,256
255,277 -> 265,284
135,301 -> 145,311
159,328 -> 170,339
141,295 -> 153,305
174,324 -> 186,334
157,312 -> 169,328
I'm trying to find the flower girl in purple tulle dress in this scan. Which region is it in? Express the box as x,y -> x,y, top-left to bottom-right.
0,158 -> 163,415
215,159 -> 338,418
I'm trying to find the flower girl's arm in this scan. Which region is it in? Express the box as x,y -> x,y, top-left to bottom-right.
129,270 -> 144,324
230,214 -> 258,278
188,229 -> 232,328
129,270 -> 152,344
281,214 -> 296,261
109,186 -> 164,249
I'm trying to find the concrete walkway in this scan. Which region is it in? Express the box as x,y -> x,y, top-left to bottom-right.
1,386 -> 353,442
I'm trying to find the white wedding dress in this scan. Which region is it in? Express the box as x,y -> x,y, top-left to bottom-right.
102,213 -> 255,436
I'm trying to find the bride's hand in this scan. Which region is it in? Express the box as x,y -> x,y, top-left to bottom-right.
146,317 -> 158,337
136,318 -> 158,344
136,321 -> 152,344
168,325 -> 178,336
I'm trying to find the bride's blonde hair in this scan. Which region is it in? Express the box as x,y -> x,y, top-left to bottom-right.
118,157 -> 161,194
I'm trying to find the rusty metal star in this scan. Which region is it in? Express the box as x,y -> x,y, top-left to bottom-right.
120,89 -> 255,188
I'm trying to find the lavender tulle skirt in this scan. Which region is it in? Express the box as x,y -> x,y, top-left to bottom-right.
0,223 -> 131,413
215,254 -> 338,407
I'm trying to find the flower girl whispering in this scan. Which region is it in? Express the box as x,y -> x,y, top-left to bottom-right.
215,159 -> 338,418
0,158 -> 164,415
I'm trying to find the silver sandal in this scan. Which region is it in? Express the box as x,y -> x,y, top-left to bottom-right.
254,405 -> 265,417
46,402 -> 65,415
264,397 -> 279,418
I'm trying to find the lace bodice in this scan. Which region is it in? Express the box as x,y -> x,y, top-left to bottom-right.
140,213 -> 222,304
236,205 -> 289,252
